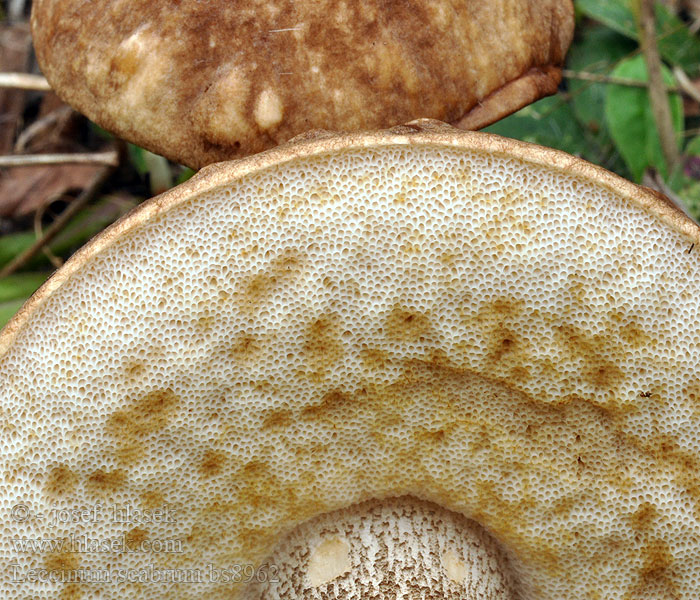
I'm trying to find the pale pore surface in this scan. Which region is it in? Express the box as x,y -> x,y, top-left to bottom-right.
1,143 -> 700,599
243,496 -> 518,599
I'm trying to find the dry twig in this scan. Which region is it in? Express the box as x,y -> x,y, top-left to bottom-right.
0,72 -> 51,91
33,203 -> 64,269
672,66 -> 700,105
7,0 -> 28,21
635,0 -> 681,172
14,106 -> 74,153
563,69 -> 686,94
0,166 -> 115,279
0,151 -> 119,168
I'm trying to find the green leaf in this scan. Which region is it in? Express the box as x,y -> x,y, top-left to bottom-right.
686,137 -> 700,157
565,24 -> 635,174
567,25 -> 635,133
143,150 -> 173,195
175,167 -> 197,186
484,95 -> 589,156
90,122 -> 115,140
0,232 -> 35,270
128,145 -> 174,195
0,196 -> 138,271
603,55 -> 683,181
575,0 -> 637,38
682,138 -> 700,220
652,3 -> 700,77
484,94 -> 628,175
0,273 -> 49,330
575,0 -> 700,75
0,273 -> 48,304
668,170 -> 700,222
0,300 -> 26,330
128,144 -> 150,176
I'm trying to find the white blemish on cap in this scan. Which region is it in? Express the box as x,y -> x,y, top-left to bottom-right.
254,88 -> 284,130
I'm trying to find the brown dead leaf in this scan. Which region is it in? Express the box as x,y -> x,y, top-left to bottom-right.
0,164 -> 103,217
0,24 -> 32,154
1,87 -> 106,217
14,102 -> 77,154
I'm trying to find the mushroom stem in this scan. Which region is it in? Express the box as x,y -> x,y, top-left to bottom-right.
243,497 -> 518,600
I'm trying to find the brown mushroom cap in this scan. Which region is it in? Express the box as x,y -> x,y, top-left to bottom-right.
2,121 -> 700,599
30,0 -> 573,168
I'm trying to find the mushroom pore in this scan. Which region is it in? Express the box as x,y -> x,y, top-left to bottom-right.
2,123 -> 700,599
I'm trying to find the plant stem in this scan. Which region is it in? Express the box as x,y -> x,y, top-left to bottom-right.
562,69 -> 684,93
672,66 -> 700,105
0,151 -> 119,168
0,166 -> 114,279
0,72 -> 51,91
634,0 -> 680,173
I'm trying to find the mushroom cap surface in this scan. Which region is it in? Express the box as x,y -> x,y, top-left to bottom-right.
2,121 -> 700,599
30,0 -> 573,168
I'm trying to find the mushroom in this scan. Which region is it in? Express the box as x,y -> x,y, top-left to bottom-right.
2,120 -> 700,599
30,0 -> 574,168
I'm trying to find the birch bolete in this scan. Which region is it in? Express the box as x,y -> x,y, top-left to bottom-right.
30,0 -> 574,168
1,122 -> 699,599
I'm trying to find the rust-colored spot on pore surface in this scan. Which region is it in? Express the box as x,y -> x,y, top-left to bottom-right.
385,306 -> 432,342
470,298 -> 527,365
242,272 -> 275,307
490,298 -> 521,315
587,362 -> 624,389
196,311 -> 216,332
301,389 -> 354,421
487,325 -> 519,363
124,360 -> 145,378
131,388 -> 179,432
199,449 -> 227,477
303,314 -> 344,376
124,526 -> 148,550
59,583 -> 84,600
238,249 -> 303,311
360,347 -> 390,371
618,318 -> 652,349
44,549 -> 80,572
554,324 -> 624,389
629,503 -> 658,532
415,426 -> 447,445
45,464 -> 78,497
235,459 -> 279,512
106,388 -> 179,464
86,468 -> 127,493
471,297 -> 523,326
227,333 -> 261,362
262,408 -> 293,430
140,490 -> 165,510
632,539 -> 677,597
